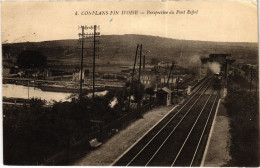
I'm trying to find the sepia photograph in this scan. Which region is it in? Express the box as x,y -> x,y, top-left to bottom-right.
1,0 -> 259,166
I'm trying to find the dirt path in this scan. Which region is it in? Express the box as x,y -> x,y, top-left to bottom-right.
202,99 -> 231,166
73,105 -> 177,166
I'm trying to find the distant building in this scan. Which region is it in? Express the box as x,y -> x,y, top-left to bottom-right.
160,75 -> 176,88
140,70 -> 157,88
43,68 -> 52,79
157,61 -> 172,69
73,68 -> 89,83
32,70 -> 42,78
126,69 -> 158,89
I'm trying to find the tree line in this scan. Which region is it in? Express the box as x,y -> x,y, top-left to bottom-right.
224,75 -> 259,166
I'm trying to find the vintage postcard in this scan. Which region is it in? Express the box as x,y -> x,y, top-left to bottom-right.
1,1 -> 259,166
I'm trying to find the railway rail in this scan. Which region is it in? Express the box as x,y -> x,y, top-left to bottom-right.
112,75 -> 221,166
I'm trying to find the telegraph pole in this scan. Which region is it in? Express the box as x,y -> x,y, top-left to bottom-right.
177,43 -> 183,95
164,66 -> 167,87
78,25 -> 100,100
198,61 -> 201,80
93,25 -> 96,99
129,44 -> 139,106
138,44 -> 142,116
79,26 -> 85,99
139,44 -> 142,83
167,62 -> 174,86
171,70 -> 174,90
143,54 -> 145,70
28,80 -> 29,100
176,69 -> 179,94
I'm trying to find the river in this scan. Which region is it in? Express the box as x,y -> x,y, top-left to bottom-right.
2,84 -> 72,102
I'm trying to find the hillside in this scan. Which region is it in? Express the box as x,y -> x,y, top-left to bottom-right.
2,34 -> 258,71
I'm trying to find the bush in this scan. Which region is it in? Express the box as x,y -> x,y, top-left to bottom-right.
224,85 -> 259,166
3,90 -> 130,165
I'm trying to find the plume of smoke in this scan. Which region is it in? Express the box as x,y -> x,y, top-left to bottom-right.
207,62 -> 221,74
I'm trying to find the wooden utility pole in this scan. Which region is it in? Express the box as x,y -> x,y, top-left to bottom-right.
79,26 -> 84,99
139,45 -> 142,83
28,80 -> 29,100
198,61 -> 201,80
143,54 -> 145,70
177,43 -> 183,94
171,70 -> 174,90
93,25 -> 96,99
164,66 -> 167,87
138,44 -> 142,116
78,25 -> 100,99
167,62 -> 174,86
129,44 -> 139,105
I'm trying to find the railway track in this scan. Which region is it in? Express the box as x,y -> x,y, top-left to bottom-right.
112,76 -> 221,166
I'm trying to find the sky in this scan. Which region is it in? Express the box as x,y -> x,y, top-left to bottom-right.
1,1 -> 258,43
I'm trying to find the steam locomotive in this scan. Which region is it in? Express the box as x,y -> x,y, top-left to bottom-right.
212,73 -> 222,90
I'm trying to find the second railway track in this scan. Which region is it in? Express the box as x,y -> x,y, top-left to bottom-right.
113,75 -> 221,166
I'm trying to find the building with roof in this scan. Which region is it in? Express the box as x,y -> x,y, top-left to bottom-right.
156,87 -> 173,106
140,70 -> 157,88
